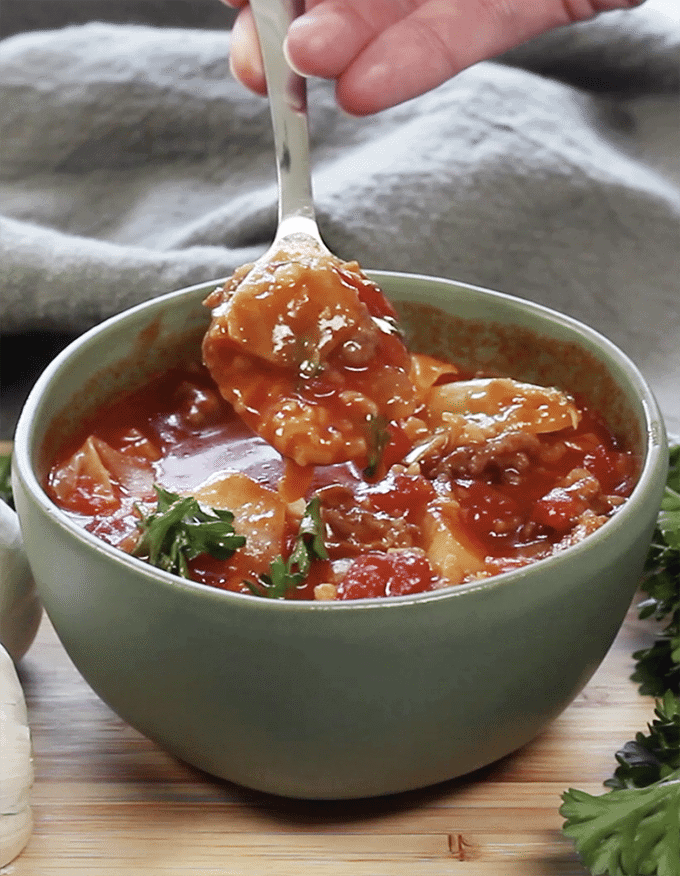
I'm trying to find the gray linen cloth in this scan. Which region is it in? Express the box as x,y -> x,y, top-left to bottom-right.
1,3 -> 679,432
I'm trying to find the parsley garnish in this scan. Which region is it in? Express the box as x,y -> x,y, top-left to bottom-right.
246,496 -> 328,598
561,445 -> 680,875
133,485 -> 245,578
363,414 -> 390,479
561,769 -> 680,875
0,453 -> 13,508
605,691 -> 680,791
633,445 -> 680,696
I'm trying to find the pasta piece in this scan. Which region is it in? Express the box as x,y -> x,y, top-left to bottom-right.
48,435 -> 156,513
202,237 -> 416,467
409,353 -> 458,396
113,428 -> 161,462
91,438 -> 155,498
420,498 -> 486,584
426,378 -> 580,443
48,437 -> 117,510
191,472 -> 287,574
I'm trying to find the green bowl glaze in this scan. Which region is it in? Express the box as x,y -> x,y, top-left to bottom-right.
12,272 -> 668,799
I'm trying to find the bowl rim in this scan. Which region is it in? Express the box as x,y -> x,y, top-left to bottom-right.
12,271 -> 669,614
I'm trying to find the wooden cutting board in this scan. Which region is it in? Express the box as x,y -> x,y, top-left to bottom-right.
8,599 -> 657,875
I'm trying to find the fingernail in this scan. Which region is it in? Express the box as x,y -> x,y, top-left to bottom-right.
228,49 -> 238,80
359,62 -> 391,93
286,9 -> 350,62
283,34 -> 308,78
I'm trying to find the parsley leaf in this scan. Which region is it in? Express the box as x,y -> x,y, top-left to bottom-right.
633,445 -> 680,696
247,496 -> 328,598
0,453 -> 14,509
133,485 -> 245,578
561,769 -> 680,876
605,691 -> 680,791
363,414 -> 390,479
561,445 -> 680,875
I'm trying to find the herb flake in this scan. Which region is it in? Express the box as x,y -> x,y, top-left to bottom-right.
133,485 -> 245,578
363,414 -> 390,479
247,496 -> 327,598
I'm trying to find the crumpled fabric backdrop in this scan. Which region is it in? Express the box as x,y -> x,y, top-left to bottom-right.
1,2 -> 679,433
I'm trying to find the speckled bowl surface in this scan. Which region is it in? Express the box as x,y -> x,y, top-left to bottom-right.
12,272 -> 668,799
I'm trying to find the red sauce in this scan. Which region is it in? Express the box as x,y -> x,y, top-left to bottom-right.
450,406 -> 634,555
46,363 -> 637,600
337,551 -> 440,599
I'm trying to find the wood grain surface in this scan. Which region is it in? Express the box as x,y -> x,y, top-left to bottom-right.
7,599 -> 658,876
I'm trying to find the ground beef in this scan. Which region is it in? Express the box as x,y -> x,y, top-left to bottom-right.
421,430 -> 542,483
317,484 -> 419,558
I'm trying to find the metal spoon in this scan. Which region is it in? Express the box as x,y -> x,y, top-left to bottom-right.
241,0 -> 402,340
248,0 -> 326,255
204,2 -> 415,467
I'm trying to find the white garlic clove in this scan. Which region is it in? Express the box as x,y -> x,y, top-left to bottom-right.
0,500 -> 42,661
0,643 -> 33,866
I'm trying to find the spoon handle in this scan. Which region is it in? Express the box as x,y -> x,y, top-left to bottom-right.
249,0 -> 321,242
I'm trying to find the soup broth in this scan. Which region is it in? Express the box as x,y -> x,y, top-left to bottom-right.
46,354 -> 636,600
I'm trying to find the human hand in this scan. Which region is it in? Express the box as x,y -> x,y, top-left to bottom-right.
222,0 -> 644,115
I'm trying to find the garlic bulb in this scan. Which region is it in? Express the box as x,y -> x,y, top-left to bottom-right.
0,643 -> 33,866
0,500 -> 41,661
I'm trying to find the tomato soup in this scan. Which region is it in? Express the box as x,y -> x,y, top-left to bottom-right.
46,357 -> 636,601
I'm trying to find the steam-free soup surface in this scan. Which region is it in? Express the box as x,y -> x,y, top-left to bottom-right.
47,355 -> 636,600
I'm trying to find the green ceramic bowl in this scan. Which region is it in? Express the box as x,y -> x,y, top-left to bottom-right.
12,272 -> 668,799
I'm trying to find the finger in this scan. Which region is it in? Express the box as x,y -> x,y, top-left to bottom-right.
227,1 -> 326,96
333,0 -> 643,115
229,5 -> 267,95
285,0 -> 417,80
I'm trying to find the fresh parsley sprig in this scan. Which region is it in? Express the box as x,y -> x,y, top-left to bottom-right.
133,485 -> 245,578
633,445 -> 680,696
604,691 -> 680,792
561,769 -> 680,876
246,496 -> 328,598
561,445 -> 680,875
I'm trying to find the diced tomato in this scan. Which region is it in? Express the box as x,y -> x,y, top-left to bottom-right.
381,422 -> 414,471
188,554 -> 241,592
367,472 -> 435,520
337,550 -> 437,599
456,480 -> 522,538
583,444 -> 635,495
532,486 -> 587,532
